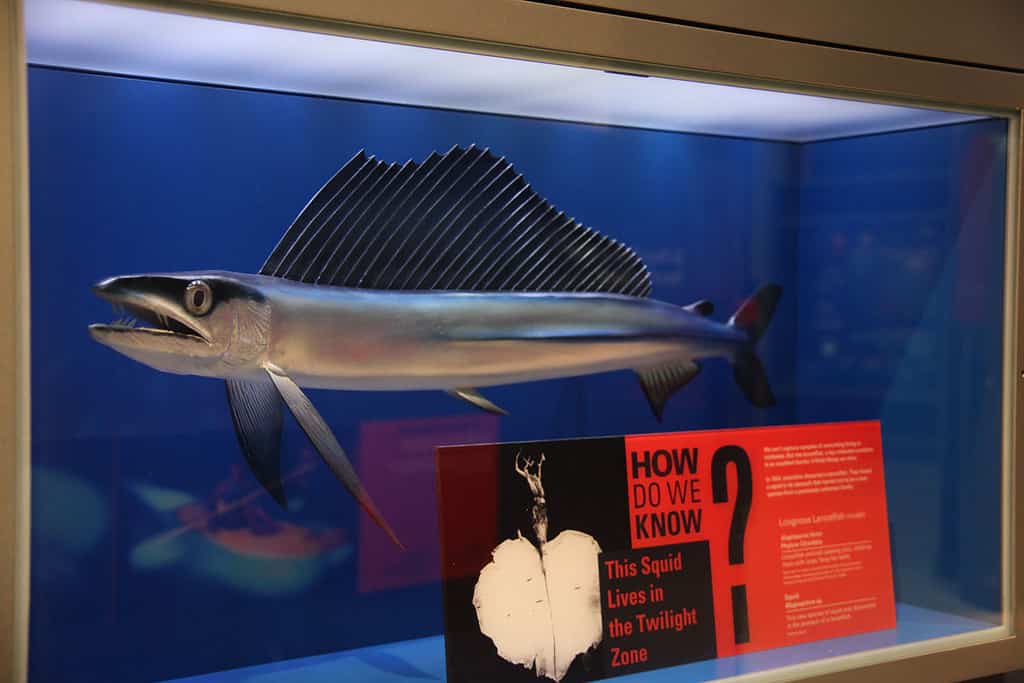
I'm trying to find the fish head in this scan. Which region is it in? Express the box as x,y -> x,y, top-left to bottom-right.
89,271 -> 271,377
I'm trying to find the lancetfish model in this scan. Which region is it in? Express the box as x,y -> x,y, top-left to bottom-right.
89,145 -> 781,547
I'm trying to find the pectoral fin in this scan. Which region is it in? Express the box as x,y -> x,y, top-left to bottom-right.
447,387 -> 509,416
225,378 -> 286,507
264,365 -> 404,550
635,361 -> 701,421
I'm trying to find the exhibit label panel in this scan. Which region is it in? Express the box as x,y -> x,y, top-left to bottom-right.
437,420 -> 895,682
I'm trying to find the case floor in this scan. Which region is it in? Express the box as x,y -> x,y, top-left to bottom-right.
166,603 -> 996,682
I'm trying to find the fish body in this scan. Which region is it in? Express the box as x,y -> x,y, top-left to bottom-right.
166,273 -> 746,389
89,145 -> 781,546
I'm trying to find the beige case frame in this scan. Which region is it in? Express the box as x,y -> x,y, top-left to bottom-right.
2,1 -> 1022,682
532,1 -> 1024,73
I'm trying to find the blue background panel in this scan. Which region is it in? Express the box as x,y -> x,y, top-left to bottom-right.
27,66 -> 1007,683
797,121 -> 1008,615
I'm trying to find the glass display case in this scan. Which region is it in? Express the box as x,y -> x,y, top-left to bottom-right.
4,1 -> 1022,682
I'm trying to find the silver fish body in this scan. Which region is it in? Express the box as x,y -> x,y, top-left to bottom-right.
87,146 -> 782,546
259,277 -> 748,391
89,271 -> 751,389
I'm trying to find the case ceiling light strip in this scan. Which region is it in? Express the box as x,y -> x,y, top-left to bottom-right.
26,0 -> 985,142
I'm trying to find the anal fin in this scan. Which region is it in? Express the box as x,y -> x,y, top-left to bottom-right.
264,365 -> 404,550
635,361 -> 701,421
225,378 -> 286,507
447,387 -> 508,416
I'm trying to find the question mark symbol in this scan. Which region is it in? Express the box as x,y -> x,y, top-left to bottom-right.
712,445 -> 753,645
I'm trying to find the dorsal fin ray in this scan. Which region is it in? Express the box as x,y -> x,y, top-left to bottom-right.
320,161 -> 419,284
296,161 -> 399,283
374,147 -> 489,289
261,151 -> 371,276
399,154 -> 512,288
390,167 -> 527,291
262,146 -> 652,297
361,148 -> 480,289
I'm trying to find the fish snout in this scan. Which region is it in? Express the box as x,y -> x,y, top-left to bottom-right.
92,275 -> 166,305
92,276 -> 129,301
92,277 -> 112,293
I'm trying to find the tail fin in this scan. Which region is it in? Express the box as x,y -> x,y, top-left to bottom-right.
729,284 -> 782,407
728,284 -> 782,343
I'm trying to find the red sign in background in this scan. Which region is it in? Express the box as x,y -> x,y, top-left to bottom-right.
624,420 -> 895,658
358,414 -> 500,592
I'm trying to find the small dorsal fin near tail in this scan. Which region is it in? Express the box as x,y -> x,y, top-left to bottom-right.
684,300 -> 714,316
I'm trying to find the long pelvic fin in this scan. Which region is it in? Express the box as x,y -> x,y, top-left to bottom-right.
259,145 -> 652,296
225,378 -> 286,507
264,365 -> 404,549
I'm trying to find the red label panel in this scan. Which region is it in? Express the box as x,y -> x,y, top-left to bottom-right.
358,414 -> 500,592
624,420 -> 895,657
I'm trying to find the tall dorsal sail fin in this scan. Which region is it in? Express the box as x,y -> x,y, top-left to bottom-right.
260,146 -> 652,297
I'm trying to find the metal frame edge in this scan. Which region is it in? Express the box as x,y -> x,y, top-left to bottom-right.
9,1 -> 1024,681
2,0 -> 29,682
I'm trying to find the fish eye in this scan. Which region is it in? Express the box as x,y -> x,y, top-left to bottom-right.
184,280 -> 213,316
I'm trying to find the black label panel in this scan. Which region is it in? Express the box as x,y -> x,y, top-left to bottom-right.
598,541 -> 717,676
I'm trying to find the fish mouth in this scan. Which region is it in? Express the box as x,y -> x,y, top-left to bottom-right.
89,283 -> 209,344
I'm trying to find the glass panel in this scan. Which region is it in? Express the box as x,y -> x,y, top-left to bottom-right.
23,1 -> 1012,682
